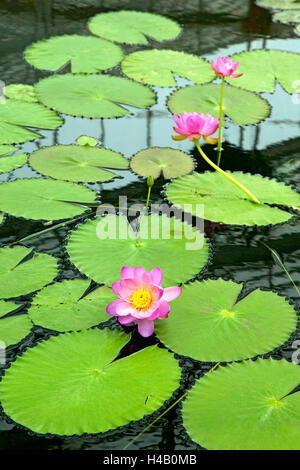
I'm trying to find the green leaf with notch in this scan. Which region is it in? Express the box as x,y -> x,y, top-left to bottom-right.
0,301 -> 32,347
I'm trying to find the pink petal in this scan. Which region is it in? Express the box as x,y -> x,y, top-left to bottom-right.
231,73 -> 243,78
120,266 -> 135,279
115,301 -> 135,316
118,315 -> 136,325
150,268 -> 163,286
158,300 -> 170,318
133,267 -> 147,279
106,299 -> 124,316
112,279 -> 136,300
137,319 -> 154,337
162,286 -> 182,302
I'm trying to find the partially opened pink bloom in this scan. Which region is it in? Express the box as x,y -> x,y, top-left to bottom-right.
172,112 -> 220,143
106,266 -> 182,337
211,56 -> 243,78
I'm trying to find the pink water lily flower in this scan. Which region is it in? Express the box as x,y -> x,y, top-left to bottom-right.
172,112 -> 220,143
106,266 -> 182,337
211,56 -> 243,78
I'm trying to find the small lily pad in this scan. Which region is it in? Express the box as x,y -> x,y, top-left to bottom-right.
0,178 -> 97,221
28,281 -> 116,332
25,35 -> 124,73
130,147 -> 195,179
88,11 -> 181,45
0,329 -> 181,435
122,50 -> 215,87
167,84 -> 270,126
183,359 -> 300,450
0,153 -> 27,174
29,145 -> 128,183
155,279 -> 297,362
76,136 -> 98,147
35,74 -> 156,118
165,171 -> 300,226
0,301 -> 32,347
67,214 -> 210,287
0,246 -> 58,299
4,84 -> 38,102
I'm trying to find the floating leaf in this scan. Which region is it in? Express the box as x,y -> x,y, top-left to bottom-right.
76,136 -> 98,147
88,11 -> 181,45
0,246 -> 58,298
165,171 -> 300,225
122,50 -> 214,87
274,10 -> 300,23
0,214 -> 4,225
67,214 -> 209,287
130,147 -> 195,179
0,179 -> 97,221
0,145 -> 18,156
0,153 -> 27,174
25,35 -> 124,73
156,279 -> 297,362
225,50 -> 300,93
0,99 -> 63,145
183,359 -> 300,450
0,301 -> 32,347
35,74 -> 156,118
28,281 -> 116,332
257,0 -> 300,9
4,84 -> 38,102
0,328 -> 181,435
168,84 -> 270,126
29,145 -> 128,183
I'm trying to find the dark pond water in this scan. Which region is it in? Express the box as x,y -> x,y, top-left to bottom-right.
0,0 -> 299,450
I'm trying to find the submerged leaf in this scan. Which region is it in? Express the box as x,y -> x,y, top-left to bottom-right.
29,145 -> 128,183
0,153 -> 27,174
257,0 -> 300,9
0,329 -> 181,435
183,359 -> 300,450
0,301 -> 32,347
25,35 -> 124,73
67,214 -> 209,287
35,74 -> 156,118
122,50 -> 214,86
165,171 -> 300,225
156,279 -> 297,361
28,281 -> 116,332
88,11 -> 181,44
130,147 -> 195,179
0,178 -> 97,220
0,246 -> 58,298
4,84 -> 38,102
274,10 -> 300,23
168,84 -> 270,126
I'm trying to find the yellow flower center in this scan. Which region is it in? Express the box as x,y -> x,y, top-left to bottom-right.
129,287 -> 153,311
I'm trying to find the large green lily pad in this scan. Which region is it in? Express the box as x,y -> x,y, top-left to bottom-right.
167,84 -> 270,126
35,74 -> 156,118
0,246 -> 58,299
88,11 -> 181,44
67,214 -> 210,287
183,359 -> 300,450
165,171 -> 300,226
0,178 -> 97,221
122,50 -> 215,87
156,279 -> 297,362
0,301 -> 32,347
25,35 -> 124,73
0,329 -> 181,435
29,145 -> 128,183
28,281 -> 116,332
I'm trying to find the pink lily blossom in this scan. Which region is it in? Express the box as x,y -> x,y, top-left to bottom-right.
172,112 -> 220,143
211,56 -> 243,78
106,266 -> 182,337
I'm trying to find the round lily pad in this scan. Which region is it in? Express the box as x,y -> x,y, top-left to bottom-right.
183,359 -> 300,450
0,246 -> 58,299
165,171 -> 300,226
0,328 -> 181,435
4,84 -> 38,102
76,136 -> 98,147
168,83 -> 270,126
88,11 -> 181,44
0,99 -> 63,145
28,281 -> 116,332
155,279 -> 297,362
257,0 -> 300,9
0,178 -> 97,221
29,145 -> 128,183
0,301 -> 32,347
25,35 -> 124,73
0,153 -> 27,174
35,74 -> 156,118
122,50 -> 214,87
225,50 -> 300,93
67,214 -> 210,287
130,147 -> 195,180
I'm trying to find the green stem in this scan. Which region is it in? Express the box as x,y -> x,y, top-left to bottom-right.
146,185 -> 152,209
217,76 -> 225,167
194,140 -> 260,204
